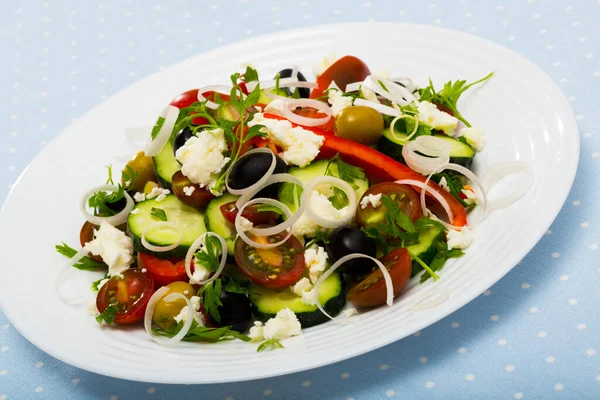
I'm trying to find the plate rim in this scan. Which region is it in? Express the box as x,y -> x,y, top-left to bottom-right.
0,21 -> 580,384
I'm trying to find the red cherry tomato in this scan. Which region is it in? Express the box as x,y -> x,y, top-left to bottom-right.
355,183 -> 422,232
170,171 -> 215,209
219,201 -> 279,226
311,55 -> 371,99
169,89 -> 232,125
96,270 -> 155,324
347,248 -> 412,308
138,252 -> 188,287
234,231 -> 305,289
79,221 -> 103,262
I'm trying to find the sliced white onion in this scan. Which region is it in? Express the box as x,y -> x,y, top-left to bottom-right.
282,99 -> 332,127
353,98 -> 401,117
482,162 -> 534,211
345,81 -> 363,92
141,222 -> 184,252
278,81 -> 318,89
394,179 -> 454,223
390,76 -> 420,93
144,105 -> 180,156
301,176 -> 356,229
184,232 -> 228,285
402,136 -> 451,175
422,163 -> 488,226
245,76 -> 299,92
80,185 -> 135,226
226,148 -> 277,199
197,85 -> 233,110
314,253 -> 394,322
236,172 -> 304,209
291,66 -> 299,80
236,198 -> 295,249
363,75 -> 417,106
389,114 -> 419,143
144,287 -> 194,345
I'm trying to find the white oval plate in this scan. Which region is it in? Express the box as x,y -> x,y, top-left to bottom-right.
0,23 -> 578,384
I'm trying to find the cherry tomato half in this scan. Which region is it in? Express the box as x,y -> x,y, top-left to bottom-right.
234,231 -> 305,289
152,281 -> 195,329
347,248 -> 411,308
79,221 -> 103,262
138,252 -> 188,287
219,201 -> 279,226
355,182 -> 422,231
171,171 -> 215,209
96,270 -> 155,324
311,55 -> 371,99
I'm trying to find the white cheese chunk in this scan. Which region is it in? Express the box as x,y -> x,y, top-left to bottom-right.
249,321 -> 265,341
262,308 -> 302,340
305,245 -> 329,284
438,177 -> 450,192
175,127 -> 230,196
182,186 -> 196,197
248,113 -> 324,168
446,227 -> 473,250
461,188 -> 478,206
417,101 -> 459,136
173,295 -> 205,326
343,308 -> 359,318
85,221 -> 133,277
312,53 -> 338,78
238,216 -> 254,232
189,260 -> 212,285
360,193 -> 382,209
328,89 -> 353,115
460,127 -> 486,152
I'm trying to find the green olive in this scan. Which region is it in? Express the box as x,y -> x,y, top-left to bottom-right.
152,281 -> 195,329
122,151 -> 158,192
334,106 -> 384,145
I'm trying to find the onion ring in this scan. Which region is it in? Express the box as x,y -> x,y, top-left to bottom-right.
141,222 -> 184,252
144,105 -> 179,157
80,185 -> 134,227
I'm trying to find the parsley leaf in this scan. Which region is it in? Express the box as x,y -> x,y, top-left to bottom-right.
121,165 -> 138,189
150,116 -> 166,140
91,274 -> 109,292
432,172 -> 468,208
378,79 -> 389,92
257,339 -> 284,352
242,66 -> 259,82
105,165 -> 114,185
292,230 -> 331,254
87,184 -> 125,217
325,154 -> 367,191
152,320 -> 251,343
198,279 -> 223,323
362,226 -> 389,254
418,72 -> 494,127
194,235 -> 222,272
225,277 -> 250,295
55,242 -> 106,271
419,239 -> 464,282
150,207 -> 167,221
278,182 -> 303,211
95,303 -> 118,324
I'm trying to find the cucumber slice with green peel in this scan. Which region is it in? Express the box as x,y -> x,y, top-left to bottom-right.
257,88 -> 289,105
277,159 -> 370,213
377,128 -> 475,168
153,139 -> 181,190
250,272 -> 346,328
127,194 -> 206,259
204,192 -> 239,255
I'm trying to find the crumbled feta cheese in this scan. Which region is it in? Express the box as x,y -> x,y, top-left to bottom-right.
305,245 -> 329,284
85,221 -> 133,277
124,180 -> 132,189
173,295 -> 205,326
328,89 -> 353,115
146,187 -> 170,201
133,192 -> 146,202
301,288 -> 318,306
141,268 -> 147,273
292,191 -> 349,238
249,320 -> 265,341
238,216 -> 254,232
438,177 -> 450,192
292,213 -> 322,238
460,127 -> 486,152
461,188 -> 478,206
263,308 -> 302,340
189,260 -> 212,284
360,193 -> 382,209
263,99 -> 287,116
182,186 -> 196,197
183,289 -> 189,295
312,53 -> 338,78
290,277 -> 313,296
249,113 -> 324,168
446,227 -> 473,250
130,208 -> 141,215
360,85 -> 379,103
175,127 -> 230,196
417,101 -> 459,136
343,308 -> 359,318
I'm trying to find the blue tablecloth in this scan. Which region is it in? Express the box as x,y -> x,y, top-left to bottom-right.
1,0 -> 598,398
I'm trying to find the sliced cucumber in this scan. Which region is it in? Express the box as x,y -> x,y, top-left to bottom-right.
257,88 -> 289,105
153,139 -> 181,190
250,272 -> 346,328
277,159 -> 370,213
204,192 -> 239,255
405,226 -> 444,277
128,194 -> 206,259
377,129 -> 475,168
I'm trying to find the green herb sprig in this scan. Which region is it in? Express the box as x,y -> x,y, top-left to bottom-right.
257,339 -> 284,352
55,242 -> 106,271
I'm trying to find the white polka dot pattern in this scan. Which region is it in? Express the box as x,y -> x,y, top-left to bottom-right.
0,1 -> 598,399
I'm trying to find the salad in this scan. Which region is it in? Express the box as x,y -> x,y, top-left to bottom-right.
55,55 -> 531,351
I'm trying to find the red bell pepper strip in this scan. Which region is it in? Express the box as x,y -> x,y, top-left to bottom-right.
262,113 -> 467,227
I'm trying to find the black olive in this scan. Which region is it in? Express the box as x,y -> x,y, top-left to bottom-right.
208,290 -> 253,332
173,127 -> 195,157
327,226 -> 377,277
105,197 -> 127,213
228,152 -> 287,198
276,68 -> 309,98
